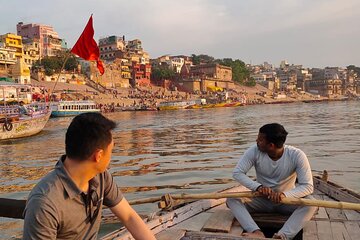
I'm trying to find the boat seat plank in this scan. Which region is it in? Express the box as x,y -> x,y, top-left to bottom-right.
156,229 -> 185,240
202,209 -> 234,233
171,212 -> 213,232
322,196 -> 347,221
316,221 -> 333,240
343,209 -> 360,221
330,221 -> 351,240
344,221 -> 360,240
314,207 -> 329,220
205,203 -> 228,213
311,194 -> 329,220
302,221 -> 319,240
229,224 -> 244,236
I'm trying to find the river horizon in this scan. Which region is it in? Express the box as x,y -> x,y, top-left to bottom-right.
1,100 -> 359,239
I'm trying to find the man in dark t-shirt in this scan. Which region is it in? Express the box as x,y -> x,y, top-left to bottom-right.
23,113 -> 155,240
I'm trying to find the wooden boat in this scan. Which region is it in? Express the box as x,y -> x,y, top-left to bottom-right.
0,104 -> 51,140
50,100 -> 100,117
1,173 -> 359,239
101,175 -> 360,240
158,99 -> 206,111
0,83 -> 51,140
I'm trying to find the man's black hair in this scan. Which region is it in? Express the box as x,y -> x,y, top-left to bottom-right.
259,123 -> 288,148
65,112 -> 116,160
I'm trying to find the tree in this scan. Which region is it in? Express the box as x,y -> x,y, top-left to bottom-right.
347,65 -> 360,76
216,58 -> 250,84
191,54 -> 215,65
33,51 -> 79,76
151,65 -> 176,81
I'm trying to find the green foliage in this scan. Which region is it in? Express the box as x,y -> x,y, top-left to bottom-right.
347,65 -> 360,76
245,77 -> 256,86
190,54 -> 251,85
33,52 -> 79,76
216,58 -> 250,84
191,54 -> 215,65
151,65 -> 176,80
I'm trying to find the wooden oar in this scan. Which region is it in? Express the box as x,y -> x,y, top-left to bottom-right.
2,191 -> 359,220
156,191 -> 360,211
128,196 -> 162,205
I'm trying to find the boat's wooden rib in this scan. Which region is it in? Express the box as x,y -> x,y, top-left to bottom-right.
251,213 -> 290,228
313,177 -> 360,203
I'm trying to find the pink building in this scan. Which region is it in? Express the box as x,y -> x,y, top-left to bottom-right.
17,22 -> 64,57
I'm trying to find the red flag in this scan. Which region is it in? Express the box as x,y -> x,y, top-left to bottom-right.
71,15 -> 104,75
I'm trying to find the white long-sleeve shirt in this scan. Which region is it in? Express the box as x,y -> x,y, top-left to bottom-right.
233,144 -> 314,198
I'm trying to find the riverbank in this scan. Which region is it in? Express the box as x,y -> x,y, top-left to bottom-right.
31,79 -> 354,109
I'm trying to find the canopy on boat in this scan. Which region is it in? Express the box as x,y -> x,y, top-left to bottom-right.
207,86 -> 223,92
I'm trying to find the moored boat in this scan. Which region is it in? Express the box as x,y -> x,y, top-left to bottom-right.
158,99 -> 206,111
0,105 -> 51,140
0,83 -> 51,140
50,100 -> 100,117
101,174 -> 360,240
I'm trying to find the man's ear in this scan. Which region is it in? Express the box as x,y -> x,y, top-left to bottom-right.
94,149 -> 104,163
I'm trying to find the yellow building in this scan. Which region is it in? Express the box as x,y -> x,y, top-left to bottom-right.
10,58 -> 31,84
0,33 -> 23,59
0,43 -> 17,70
23,39 -> 40,67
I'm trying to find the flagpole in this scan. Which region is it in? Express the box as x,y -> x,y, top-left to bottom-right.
50,51 -> 72,100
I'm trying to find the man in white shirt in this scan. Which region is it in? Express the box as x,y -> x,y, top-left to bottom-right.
227,123 -> 317,240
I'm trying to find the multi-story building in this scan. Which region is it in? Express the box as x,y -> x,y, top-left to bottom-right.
251,73 -> 267,82
22,38 -> 40,67
190,63 -> 232,81
99,35 -> 126,62
127,39 -> 142,52
10,58 -> 31,84
155,55 -> 185,73
0,33 -> 23,59
126,39 -> 150,64
16,22 -> 63,57
120,58 -> 132,80
178,63 -> 234,92
0,42 -> 17,70
306,79 -> 343,96
131,63 -> 151,86
296,69 -> 312,91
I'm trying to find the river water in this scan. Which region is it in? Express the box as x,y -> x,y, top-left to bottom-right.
1,101 -> 359,239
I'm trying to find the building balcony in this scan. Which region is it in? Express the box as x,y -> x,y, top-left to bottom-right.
7,43 -> 22,49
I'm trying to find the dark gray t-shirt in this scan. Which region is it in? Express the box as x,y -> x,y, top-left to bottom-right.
23,155 -> 123,240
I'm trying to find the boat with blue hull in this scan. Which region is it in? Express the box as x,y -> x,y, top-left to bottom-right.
50,100 -> 100,117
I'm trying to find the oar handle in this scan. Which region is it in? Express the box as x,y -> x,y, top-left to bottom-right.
128,191 -> 360,211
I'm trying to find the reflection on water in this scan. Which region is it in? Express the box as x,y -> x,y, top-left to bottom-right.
1,101 -> 360,238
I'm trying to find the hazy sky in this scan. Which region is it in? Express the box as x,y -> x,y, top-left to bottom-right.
1,0 -> 359,68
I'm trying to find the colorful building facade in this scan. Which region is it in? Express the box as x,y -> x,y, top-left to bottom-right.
17,22 -> 63,57
0,33 -> 23,59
